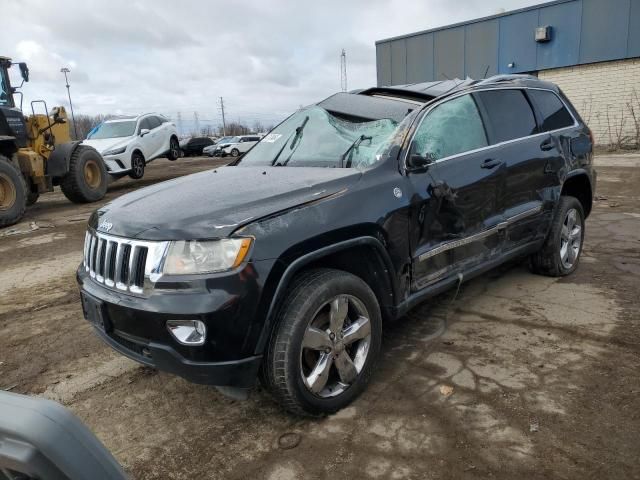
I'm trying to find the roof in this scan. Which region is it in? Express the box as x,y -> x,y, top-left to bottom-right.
319,74 -> 558,122
359,75 -> 558,102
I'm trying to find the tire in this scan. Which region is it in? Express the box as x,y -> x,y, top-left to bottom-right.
529,195 -> 585,277
230,148 -> 240,157
0,156 -> 27,228
128,151 -> 145,179
263,269 -> 382,416
60,145 -> 108,204
167,137 -> 180,161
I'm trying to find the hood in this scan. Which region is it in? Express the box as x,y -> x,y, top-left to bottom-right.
82,137 -> 132,154
92,166 -> 362,240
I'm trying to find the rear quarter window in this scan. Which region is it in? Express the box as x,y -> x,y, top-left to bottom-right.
528,89 -> 575,131
475,89 -> 537,144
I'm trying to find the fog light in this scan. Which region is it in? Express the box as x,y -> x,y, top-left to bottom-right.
166,320 -> 206,346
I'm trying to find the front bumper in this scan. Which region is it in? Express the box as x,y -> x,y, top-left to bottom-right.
92,325 -> 262,387
102,153 -> 130,175
76,259 -> 274,388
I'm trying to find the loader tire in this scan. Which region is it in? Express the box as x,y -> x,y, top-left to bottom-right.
60,145 -> 108,203
0,155 -> 27,228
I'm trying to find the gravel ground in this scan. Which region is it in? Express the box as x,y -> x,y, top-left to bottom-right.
0,155 -> 638,480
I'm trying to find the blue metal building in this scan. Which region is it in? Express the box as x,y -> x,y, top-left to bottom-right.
376,0 -> 639,85
375,0 -> 640,147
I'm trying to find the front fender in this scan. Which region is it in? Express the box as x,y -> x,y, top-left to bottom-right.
46,141 -> 81,177
253,235 -> 396,354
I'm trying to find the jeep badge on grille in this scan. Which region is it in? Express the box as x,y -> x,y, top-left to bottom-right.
98,220 -> 113,232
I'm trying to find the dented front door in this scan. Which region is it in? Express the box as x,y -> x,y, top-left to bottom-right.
406,93 -> 506,291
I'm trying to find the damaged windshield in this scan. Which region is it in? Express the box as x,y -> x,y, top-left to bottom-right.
239,106 -> 399,168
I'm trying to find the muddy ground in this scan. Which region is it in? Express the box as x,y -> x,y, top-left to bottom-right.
0,155 -> 638,479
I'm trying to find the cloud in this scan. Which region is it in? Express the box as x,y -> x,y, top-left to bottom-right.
1,0 -> 540,134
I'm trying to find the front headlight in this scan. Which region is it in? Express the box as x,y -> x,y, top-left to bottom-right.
162,238 -> 252,275
103,146 -> 126,156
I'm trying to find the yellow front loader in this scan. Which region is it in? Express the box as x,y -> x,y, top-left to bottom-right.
0,56 -> 107,227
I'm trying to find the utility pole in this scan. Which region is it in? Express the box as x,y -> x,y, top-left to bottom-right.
219,97 -> 227,136
60,67 -> 78,139
176,111 -> 183,137
340,49 -> 347,92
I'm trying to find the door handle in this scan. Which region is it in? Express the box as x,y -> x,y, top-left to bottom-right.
481,158 -> 502,169
540,138 -> 555,151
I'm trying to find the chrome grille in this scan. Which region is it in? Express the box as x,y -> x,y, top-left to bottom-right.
83,229 -> 169,295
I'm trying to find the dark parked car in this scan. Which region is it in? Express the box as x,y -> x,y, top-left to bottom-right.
179,136 -> 214,156
78,75 -> 595,416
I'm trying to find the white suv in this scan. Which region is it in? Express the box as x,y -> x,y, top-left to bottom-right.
219,135 -> 262,157
83,114 -> 180,179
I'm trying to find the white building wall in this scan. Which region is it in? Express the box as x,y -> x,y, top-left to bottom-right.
539,58 -> 640,148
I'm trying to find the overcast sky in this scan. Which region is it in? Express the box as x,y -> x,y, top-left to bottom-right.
3,0 -> 540,134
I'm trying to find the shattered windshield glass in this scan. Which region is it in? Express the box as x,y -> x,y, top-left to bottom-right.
238,106 -> 399,168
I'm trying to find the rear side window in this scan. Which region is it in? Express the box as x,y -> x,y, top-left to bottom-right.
528,90 -> 574,131
476,89 -> 537,144
412,94 -> 488,161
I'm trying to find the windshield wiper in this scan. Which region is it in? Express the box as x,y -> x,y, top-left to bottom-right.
271,116 -> 309,166
340,135 -> 372,168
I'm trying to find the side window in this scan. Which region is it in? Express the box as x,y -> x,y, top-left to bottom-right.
412,94 -> 488,161
148,116 -> 162,130
475,89 -> 537,143
528,90 -> 574,131
138,118 -> 152,133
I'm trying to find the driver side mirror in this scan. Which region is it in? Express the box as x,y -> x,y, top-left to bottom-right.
140,128 -> 150,137
406,141 -> 435,170
18,62 -> 29,82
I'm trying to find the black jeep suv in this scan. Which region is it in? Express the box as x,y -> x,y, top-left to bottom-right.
78,75 -> 595,416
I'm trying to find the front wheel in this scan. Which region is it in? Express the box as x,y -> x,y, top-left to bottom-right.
60,145 -> 108,204
263,269 -> 382,416
167,137 -> 180,161
128,152 -> 145,179
529,196 -> 585,276
0,156 -> 27,227
230,148 -> 239,157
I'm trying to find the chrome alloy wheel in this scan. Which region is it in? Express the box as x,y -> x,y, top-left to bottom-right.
300,295 -> 371,398
560,207 -> 582,269
131,155 -> 144,177
170,138 -> 180,159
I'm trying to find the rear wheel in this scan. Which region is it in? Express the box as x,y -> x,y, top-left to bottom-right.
529,196 -> 585,276
0,156 -> 27,228
128,151 -> 145,179
60,145 -> 108,203
167,137 -> 180,161
263,269 -> 382,416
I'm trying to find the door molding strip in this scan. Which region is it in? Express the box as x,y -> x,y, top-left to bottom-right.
417,205 -> 542,262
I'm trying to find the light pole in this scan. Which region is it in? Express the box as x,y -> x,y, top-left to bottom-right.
60,67 -> 78,139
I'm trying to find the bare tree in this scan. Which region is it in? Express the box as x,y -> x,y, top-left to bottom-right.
605,105 -> 628,151
627,89 -> 640,150
69,114 -> 115,140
